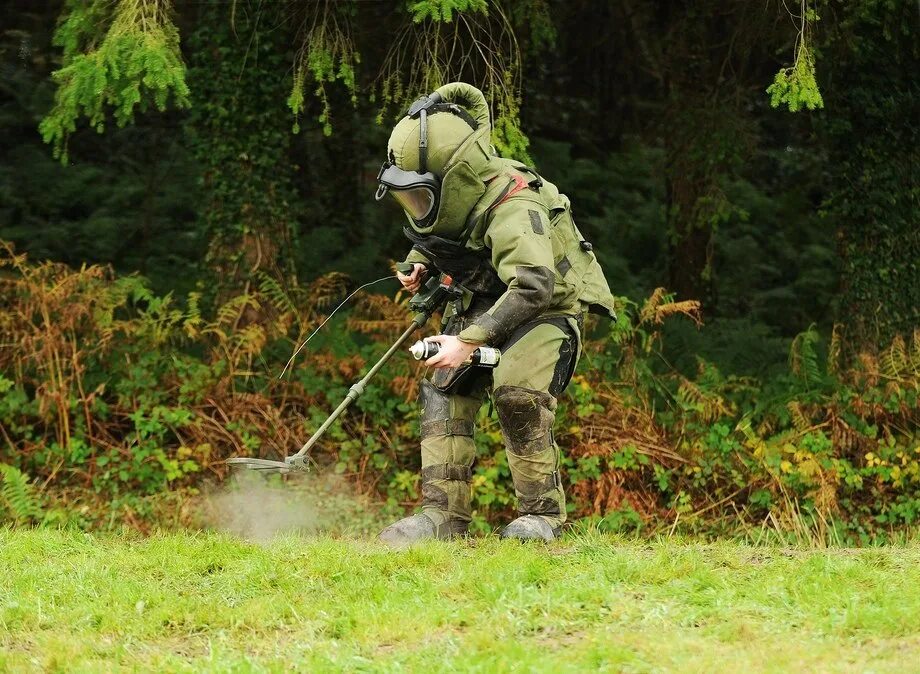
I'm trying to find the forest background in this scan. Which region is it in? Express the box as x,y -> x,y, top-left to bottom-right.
0,0 -> 917,544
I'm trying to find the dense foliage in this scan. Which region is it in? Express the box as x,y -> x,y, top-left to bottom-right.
0,0 -> 916,540
816,1 -> 919,345
1,246 -> 916,543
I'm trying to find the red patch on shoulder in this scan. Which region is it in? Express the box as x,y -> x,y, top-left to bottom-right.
493,174 -> 529,208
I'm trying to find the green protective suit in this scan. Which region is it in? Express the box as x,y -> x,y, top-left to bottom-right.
385,83 -> 616,537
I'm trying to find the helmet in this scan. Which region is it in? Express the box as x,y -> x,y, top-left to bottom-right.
375,83 -> 500,239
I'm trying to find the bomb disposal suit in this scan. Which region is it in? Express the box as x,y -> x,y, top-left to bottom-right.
376,83 -> 616,543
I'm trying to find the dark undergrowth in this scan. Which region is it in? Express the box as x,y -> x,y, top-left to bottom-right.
1,242 -> 918,545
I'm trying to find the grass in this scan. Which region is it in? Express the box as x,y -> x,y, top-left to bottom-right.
1,528 -> 919,673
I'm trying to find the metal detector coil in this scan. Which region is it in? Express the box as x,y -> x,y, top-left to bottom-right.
225,457 -> 294,472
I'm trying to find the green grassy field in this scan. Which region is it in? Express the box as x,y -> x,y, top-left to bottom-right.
1,529 -> 919,673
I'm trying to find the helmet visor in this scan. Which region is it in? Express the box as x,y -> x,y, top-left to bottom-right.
375,161 -> 440,226
390,186 -> 436,220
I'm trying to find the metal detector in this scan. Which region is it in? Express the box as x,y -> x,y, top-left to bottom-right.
227,265 -> 463,474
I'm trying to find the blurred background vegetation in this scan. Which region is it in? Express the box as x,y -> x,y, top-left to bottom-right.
0,0 -> 917,543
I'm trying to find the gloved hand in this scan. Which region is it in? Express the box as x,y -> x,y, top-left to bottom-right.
397,263 -> 428,293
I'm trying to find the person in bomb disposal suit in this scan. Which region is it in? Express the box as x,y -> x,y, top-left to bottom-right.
375,82 -> 617,543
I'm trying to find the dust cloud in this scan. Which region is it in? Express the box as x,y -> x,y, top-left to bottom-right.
199,470 -> 319,541
198,470 -> 389,541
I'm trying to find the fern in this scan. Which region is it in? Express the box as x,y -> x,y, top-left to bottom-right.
881,335 -> 908,379
231,324 -> 268,359
608,297 -> 637,347
308,273 -> 351,311
786,401 -> 811,433
827,323 -> 843,376
638,288 -> 669,326
214,294 -> 260,329
638,288 -> 701,327
256,271 -> 297,317
347,293 -> 410,336
736,416 -> 758,445
789,325 -> 821,388
911,329 -> 920,373
676,378 -> 731,424
183,291 -> 203,338
0,464 -> 44,524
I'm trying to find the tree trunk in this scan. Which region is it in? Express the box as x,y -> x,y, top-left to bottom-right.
665,167 -> 715,304
184,2 -> 302,291
820,1 -> 920,348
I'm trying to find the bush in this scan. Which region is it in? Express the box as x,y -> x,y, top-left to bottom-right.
1,242 -> 917,542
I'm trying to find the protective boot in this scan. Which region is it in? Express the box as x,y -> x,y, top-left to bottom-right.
378,380 -> 479,546
378,513 -> 447,548
379,513 -> 437,546
500,514 -> 559,541
494,385 -> 566,541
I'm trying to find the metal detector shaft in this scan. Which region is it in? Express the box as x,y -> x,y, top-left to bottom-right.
284,312 -> 428,470
228,270 -> 463,474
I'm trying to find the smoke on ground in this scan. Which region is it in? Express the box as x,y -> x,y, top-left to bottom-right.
198,470 -> 390,541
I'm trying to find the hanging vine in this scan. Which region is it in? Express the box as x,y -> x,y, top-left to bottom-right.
39,0 -> 189,163
375,0 -> 529,161
287,0 -> 360,136
768,0 -> 824,112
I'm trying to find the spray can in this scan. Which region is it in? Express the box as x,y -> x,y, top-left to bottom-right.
409,340 -> 501,368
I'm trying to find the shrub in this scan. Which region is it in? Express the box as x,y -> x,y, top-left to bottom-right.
1,242 -> 917,543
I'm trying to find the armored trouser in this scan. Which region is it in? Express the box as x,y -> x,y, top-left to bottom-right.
419,316 -> 580,531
